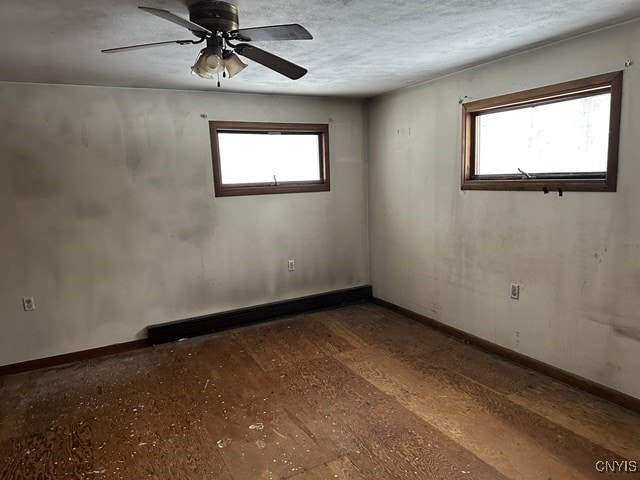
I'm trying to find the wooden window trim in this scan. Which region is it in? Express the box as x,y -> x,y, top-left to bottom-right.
209,121 -> 330,197
461,71 -> 623,192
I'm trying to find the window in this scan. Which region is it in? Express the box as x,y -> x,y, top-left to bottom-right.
461,71 -> 622,191
209,121 -> 330,197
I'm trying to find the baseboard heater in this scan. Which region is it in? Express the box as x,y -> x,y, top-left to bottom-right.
147,285 -> 373,344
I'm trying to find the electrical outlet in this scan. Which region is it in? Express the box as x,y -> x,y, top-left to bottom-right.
288,259 -> 295,272
510,283 -> 520,300
22,296 -> 36,311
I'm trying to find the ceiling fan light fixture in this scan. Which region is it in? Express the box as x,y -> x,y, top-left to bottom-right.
191,46 -> 225,79
223,52 -> 247,78
104,2 -> 312,81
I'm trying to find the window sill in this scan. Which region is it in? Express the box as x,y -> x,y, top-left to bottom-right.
461,177 -> 616,192
215,182 -> 330,197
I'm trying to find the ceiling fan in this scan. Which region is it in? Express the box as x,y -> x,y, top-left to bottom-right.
101,1 -> 313,83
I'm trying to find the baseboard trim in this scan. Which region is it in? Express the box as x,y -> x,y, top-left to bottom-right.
0,287 -> 372,377
0,340 -> 148,378
372,297 -> 640,414
148,285 -> 373,344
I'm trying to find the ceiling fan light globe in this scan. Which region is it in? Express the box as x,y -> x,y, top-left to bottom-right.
191,65 -> 214,79
224,53 -> 247,78
204,53 -> 224,72
191,48 -> 225,79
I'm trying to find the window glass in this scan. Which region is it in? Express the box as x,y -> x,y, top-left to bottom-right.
475,93 -> 611,176
218,132 -> 321,184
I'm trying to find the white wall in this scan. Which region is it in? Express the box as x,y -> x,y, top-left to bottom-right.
368,20 -> 640,399
0,84 -> 369,366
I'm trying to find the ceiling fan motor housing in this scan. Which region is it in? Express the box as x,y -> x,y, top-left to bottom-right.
188,1 -> 239,33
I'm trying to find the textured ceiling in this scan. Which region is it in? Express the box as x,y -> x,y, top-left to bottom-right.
1,0 -> 640,97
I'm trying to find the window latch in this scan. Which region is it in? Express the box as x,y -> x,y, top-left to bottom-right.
518,168 -> 535,179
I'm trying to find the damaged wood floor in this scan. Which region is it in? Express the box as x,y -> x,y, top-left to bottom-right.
1,304 -> 639,479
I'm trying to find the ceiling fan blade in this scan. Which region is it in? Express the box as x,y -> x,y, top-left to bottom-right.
231,24 -> 312,42
235,44 -> 307,80
139,6 -> 212,35
101,39 -> 195,53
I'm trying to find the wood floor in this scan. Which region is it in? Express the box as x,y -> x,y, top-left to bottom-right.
1,304 -> 639,479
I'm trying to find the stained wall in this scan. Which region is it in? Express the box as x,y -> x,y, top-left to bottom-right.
368,20 -> 640,398
0,84 -> 368,365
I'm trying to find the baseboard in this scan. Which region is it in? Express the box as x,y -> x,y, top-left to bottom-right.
147,285 -> 373,344
0,287 -> 372,378
0,340 -> 148,378
372,297 -> 640,414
